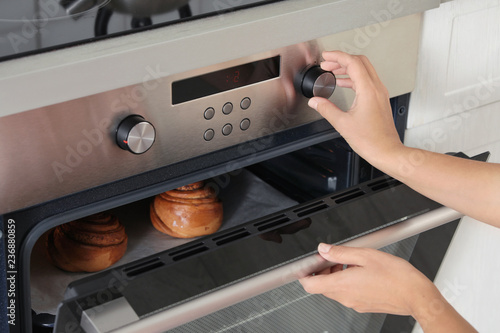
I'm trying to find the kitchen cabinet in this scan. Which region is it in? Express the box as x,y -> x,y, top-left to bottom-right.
405,1 -> 500,332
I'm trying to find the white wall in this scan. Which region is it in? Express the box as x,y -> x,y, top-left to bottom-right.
406,1 -> 500,332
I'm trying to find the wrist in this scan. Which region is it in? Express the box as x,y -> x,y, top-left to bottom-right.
409,283 -> 447,326
362,141 -> 407,174
409,284 -> 477,333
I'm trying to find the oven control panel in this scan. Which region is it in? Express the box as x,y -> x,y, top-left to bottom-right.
2,41 -> 352,211
111,45 -> 340,154
154,46 -> 331,158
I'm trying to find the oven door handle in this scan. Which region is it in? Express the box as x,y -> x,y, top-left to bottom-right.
113,206 -> 463,333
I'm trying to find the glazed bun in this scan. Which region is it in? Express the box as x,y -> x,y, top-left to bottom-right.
150,182 -> 223,238
47,213 -> 127,272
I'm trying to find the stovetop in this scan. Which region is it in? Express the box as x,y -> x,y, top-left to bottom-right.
0,0 -> 280,61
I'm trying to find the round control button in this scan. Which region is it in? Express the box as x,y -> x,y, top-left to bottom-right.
311,71 -> 336,98
222,102 -> 233,115
204,107 -> 215,120
204,129 -> 215,141
222,123 -> 233,136
240,97 -> 251,110
116,115 -> 155,154
295,65 -> 336,99
240,118 -> 250,131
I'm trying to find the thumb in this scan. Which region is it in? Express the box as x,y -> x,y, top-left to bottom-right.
317,243 -> 368,267
308,97 -> 345,127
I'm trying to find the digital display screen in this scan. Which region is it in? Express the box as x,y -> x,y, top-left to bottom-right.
172,56 -> 280,104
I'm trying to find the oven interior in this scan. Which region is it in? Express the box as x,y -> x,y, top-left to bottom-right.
30,134 -> 364,330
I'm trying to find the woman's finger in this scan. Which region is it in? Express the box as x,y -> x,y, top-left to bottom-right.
321,51 -> 377,92
317,243 -> 370,267
320,61 -> 343,73
335,77 -> 354,89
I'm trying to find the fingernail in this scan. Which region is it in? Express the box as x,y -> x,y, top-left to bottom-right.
308,98 -> 318,110
318,243 -> 332,253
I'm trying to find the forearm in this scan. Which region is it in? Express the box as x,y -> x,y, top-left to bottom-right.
370,145 -> 500,227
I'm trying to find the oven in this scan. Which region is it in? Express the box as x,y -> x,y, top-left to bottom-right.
0,0 -> 483,332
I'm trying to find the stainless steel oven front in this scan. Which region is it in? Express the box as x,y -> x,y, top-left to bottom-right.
0,1 -> 467,332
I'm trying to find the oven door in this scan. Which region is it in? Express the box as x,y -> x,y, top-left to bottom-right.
52,152 -> 488,333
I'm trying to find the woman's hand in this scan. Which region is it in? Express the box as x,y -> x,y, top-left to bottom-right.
299,243 -> 437,316
299,243 -> 478,332
308,51 -> 404,166
310,51 -> 500,226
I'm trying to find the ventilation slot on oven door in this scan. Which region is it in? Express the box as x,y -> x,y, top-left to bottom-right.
212,228 -> 251,245
367,178 -> 401,191
254,214 -> 291,231
331,188 -> 365,204
293,200 -> 329,217
123,257 -> 165,277
170,243 -> 209,261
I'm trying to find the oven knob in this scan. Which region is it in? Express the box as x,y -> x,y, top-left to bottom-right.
296,65 -> 336,99
116,115 -> 155,154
